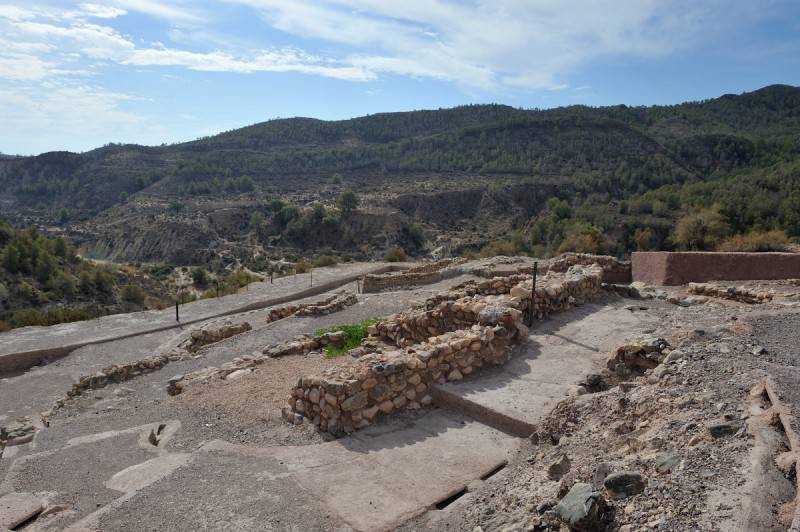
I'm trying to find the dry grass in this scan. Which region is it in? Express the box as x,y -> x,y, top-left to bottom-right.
717,230 -> 791,252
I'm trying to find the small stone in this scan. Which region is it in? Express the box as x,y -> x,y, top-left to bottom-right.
447,369 -> 463,381
591,463 -> 613,489
308,388 -> 320,404
340,391 -> 368,412
378,400 -> 394,414
548,453 -> 571,481
752,346 -> 768,356
654,451 -> 681,473
707,420 -> 743,438
603,471 -> 645,498
224,369 -> 251,381
369,384 -> 391,402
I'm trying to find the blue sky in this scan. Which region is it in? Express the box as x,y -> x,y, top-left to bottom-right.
1,0 -> 799,155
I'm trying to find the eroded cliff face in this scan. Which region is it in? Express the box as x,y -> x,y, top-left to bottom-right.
73,182 -> 551,264
79,218 -> 220,265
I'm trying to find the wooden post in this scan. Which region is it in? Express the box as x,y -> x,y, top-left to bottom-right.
310,268 -> 313,287
175,300 -> 179,322
528,261 -> 538,326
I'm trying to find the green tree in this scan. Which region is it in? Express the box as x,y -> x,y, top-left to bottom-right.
337,190 -> 359,218
1,243 -> 22,274
191,267 -> 210,287
672,209 -> 731,251
121,284 -> 145,305
119,191 -> 129,204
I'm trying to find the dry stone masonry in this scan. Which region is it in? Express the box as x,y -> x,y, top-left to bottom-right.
265,290 -> 357,322
361,258 -> 466,293
687,282 -> 773,304
284,264 -> 604,435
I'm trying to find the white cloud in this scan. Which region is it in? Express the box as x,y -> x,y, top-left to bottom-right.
78,3 -> 127,19
0,82 -> 165,154
0,53 -> 53,80
112,0 -> 199,22
12,20 -> 135,60
226,0 -> 755,90
124,46 -> 375,81
0,4 -> 35,21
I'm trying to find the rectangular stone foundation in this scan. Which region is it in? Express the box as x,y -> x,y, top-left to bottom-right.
632,251 -> 800,286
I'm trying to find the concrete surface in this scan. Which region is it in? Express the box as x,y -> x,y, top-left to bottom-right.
0,491 -> 44,529
434,303 -> 658,436
0,262 -> 395,374
90,410 -> 516,532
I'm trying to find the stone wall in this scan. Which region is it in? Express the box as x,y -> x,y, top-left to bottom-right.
632,251 -> 800,286
266,290 -> 357,322
361,258 -> 465,293
283,324 -> 514,434
467,253 -> 630,284
687,283 -> 772,304
284,264 -> 604,435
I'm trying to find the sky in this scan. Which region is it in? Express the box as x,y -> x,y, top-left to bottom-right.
1,1 -> 799,155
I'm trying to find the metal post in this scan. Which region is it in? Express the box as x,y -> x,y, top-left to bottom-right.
175,300 -> 179,322
310,268 -> 313,287
356,278 -> 361,294
528,261 -> 538,326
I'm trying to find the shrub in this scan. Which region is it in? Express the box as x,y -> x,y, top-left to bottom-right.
294,259 -> 311,273
314,318 -> 381,357
557,224 -> 610,255
479,240 -> 515,258
312,254 -> 338,267
91,268 -> 115,293
191,267 -> 210,287
717,230 -> 790,252
78,270 -> 94,294
384,247 -> 407,262
672,209 -> 730,251
10,307 -> 91,328
121,284 -> 145,305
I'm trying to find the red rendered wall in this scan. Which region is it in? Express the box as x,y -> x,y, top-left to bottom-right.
632,252 -> 800,286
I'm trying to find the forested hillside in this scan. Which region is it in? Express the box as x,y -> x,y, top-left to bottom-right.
0,84 -> 798,261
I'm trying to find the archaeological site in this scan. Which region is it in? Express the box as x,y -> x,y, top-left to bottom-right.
2,13 -> 800,528
2,251 -> 800,531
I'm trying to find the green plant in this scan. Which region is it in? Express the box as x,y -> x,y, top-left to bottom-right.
717,230 -> 790,252
314,318 -> 381,357
312,254 -> 338,267
191,267 -> 210,287
294,259 -> 311,273
384,247 -> 407,262
337,190 -> 359,218
121,284 -> 145,305
672,209 -> 730,251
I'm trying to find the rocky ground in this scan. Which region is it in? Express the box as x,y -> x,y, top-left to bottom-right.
1,264 -> 799,531
401,283 -> 800,532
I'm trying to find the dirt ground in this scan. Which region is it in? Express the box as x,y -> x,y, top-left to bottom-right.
2,272 -> 800,531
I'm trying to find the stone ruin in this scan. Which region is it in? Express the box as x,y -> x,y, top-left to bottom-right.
361,258 -> 466,293
687,282 -> 773,304
265,290 -> 357,322
283,264 -> 605,435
